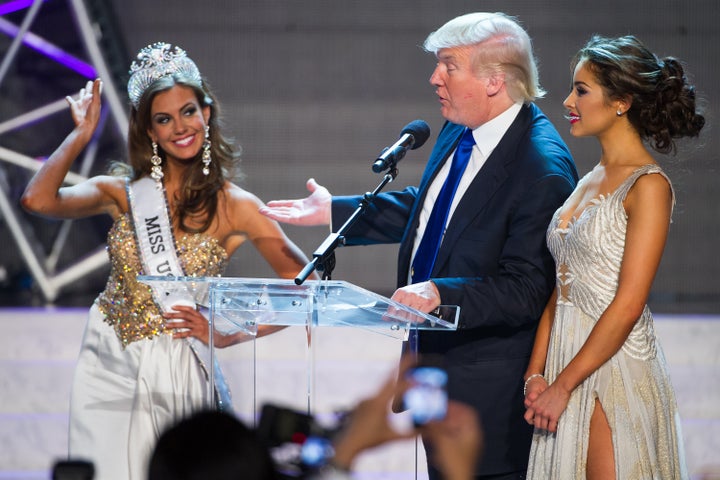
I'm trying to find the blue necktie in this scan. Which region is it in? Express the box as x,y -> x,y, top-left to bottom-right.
411,128 -> 475,283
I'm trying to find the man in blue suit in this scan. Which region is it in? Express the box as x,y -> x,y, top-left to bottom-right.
261,12 -> 578,479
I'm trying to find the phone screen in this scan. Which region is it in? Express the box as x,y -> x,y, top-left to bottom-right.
257,404 -> 335,476
403,365 -> 448,425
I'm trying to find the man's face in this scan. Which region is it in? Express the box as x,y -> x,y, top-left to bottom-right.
429,46 -> 490,129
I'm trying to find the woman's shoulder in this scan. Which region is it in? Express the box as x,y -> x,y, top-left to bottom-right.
624,163 -> 670,190
622,164 -> 673,211
220,182 -> 268,223
222,181 -> 263,206
627,167 -> 671,194
218,182 -> 277,235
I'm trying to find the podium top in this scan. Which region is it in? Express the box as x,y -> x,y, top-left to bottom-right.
138,276 -> 458,339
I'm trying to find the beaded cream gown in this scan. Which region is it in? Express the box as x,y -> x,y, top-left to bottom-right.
526,164 -> 688,479
68,208 -> 228,480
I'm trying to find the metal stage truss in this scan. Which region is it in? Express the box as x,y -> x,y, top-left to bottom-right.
0,0 -> 128,302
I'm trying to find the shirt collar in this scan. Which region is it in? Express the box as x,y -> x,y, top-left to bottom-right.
469,102 -> 523,158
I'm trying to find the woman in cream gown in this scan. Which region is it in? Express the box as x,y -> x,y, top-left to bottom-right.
523,35 -> 704,479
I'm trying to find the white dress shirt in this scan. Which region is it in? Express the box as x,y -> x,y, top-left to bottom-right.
409,103 -> 523,281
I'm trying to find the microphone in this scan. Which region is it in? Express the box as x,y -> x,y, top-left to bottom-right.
372,120 -> 431,173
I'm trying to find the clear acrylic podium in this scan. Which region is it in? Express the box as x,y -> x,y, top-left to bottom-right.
139,275 -> 459,417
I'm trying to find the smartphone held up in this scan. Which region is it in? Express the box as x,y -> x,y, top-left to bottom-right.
403,361 -> 448,426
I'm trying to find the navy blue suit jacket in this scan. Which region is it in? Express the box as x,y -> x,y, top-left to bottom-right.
332,103 -> 578,475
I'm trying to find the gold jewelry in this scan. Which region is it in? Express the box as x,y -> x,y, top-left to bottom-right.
127,42 -> 202,108
150,141 -> 163,184
202,125 -> 211,176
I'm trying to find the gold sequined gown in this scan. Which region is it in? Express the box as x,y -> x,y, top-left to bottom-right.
68,209 -> 228,480
526,165 -> 688,479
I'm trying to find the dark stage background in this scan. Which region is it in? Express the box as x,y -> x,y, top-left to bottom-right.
0,0 -> 718,312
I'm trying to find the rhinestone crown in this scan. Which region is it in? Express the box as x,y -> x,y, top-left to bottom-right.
127,42 -> 202,108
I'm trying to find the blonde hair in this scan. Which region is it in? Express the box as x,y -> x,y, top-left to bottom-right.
423,12 -> 545,103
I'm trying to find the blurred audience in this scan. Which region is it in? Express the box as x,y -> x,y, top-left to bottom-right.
316,356 -> 484,480
148,409 -> 277,480
51,460 -> 94,480
146,357 -> 482,480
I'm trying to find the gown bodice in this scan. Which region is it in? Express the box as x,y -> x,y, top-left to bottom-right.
547,163 -> 672,361
96,213 -> 228,346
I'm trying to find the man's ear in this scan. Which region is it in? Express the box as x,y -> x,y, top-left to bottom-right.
485,73 -> 506,97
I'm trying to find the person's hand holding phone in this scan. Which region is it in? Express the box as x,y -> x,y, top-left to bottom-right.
402,355 -> 484,480
320,355 -> 483,479
329,356 -> 418,471
402,362 -> 448,426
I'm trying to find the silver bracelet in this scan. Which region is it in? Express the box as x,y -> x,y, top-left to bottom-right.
523,373 -> 545,396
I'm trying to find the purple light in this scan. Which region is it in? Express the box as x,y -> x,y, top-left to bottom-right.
0,0 -> 45,17
0,15 -> 97,79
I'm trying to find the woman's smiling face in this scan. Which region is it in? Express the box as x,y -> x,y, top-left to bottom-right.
563,59 -> 624,139
148,85 -> 209,163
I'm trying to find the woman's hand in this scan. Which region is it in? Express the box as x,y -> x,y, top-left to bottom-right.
524,381 -> 571,433
523,375 -> 548,409
164,304 -> 210,344
66,79 -> 102,136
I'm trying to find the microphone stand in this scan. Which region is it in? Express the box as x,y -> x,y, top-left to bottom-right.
295,165 -> 399,285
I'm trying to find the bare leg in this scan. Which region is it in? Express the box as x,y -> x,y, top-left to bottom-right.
587,398 -> 616,480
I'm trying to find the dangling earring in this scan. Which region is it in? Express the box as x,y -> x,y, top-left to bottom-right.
202,125 -> 212,176
150,141 -> 163,185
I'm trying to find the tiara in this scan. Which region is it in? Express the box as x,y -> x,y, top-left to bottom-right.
127,42 -> 202,108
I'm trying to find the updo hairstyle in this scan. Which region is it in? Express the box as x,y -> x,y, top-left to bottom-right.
573,35 -> 704,153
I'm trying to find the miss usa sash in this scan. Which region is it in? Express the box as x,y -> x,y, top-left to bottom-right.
130,177 -> 187,304
129,177 -> 231,410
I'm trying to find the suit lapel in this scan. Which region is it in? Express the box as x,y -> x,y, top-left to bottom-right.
416,122 -> 465,197
431,104 -> 534,276
397,122 -> 465,283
